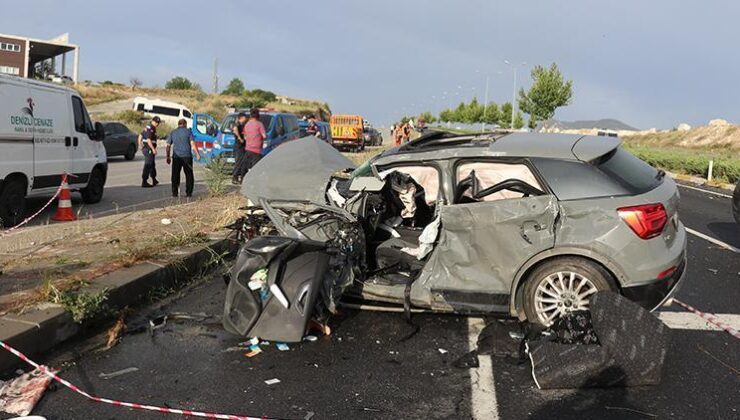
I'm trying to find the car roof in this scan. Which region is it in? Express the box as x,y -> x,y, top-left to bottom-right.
378,130 -> 621,164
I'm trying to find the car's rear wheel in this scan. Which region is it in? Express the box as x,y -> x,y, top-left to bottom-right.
0,178 -> 27,228
124,144 -> 136,161
523,257 -> 616,327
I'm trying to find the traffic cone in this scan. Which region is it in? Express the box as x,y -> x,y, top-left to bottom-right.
51,174 -> 77,222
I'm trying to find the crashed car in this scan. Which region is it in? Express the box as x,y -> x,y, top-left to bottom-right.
223,131 -> 687,342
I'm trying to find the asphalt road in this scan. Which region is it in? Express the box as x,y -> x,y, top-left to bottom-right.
22,154 -> 214,227
3,181 -> 738,420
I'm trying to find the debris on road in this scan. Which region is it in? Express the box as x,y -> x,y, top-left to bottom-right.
98,367 -> 139,380
103,309 -> 129,351
0,367 -> 55,416
244,345 -> 262,358
437,348 -> 448,354
161,218 -> 172,225
276,343 -> 290,351
452,351 -> 480,369
526,292 -> 670,389
264,378 -> 281,386
303,335 -> 318,342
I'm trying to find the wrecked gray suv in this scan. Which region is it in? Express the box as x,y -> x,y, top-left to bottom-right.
223,131 -> 687,342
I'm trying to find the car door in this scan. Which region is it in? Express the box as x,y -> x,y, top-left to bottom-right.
30,86 -> 72,189
265,116 -> 285,154
102,124 -> 120,156
192,113 -> 219,156
414,160 -> 559,312
68,95 -> 99,187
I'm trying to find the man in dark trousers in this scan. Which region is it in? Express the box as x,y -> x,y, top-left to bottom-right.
232,112 -> 248,185
166,119 -> 201,197
139,116 -> 161,188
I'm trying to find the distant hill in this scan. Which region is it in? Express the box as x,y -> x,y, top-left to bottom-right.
541,118 -> 638,131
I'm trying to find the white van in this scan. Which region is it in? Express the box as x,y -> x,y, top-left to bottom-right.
0,75 -> 108,227
132,97 -> 192,128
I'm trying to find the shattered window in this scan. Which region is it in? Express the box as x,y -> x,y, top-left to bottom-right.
379,166 -> 440,204
456,162 -> 542,202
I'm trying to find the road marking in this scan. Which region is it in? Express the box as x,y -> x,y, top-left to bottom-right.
467,317 -> 498,420
686,227 -> 740,253
658,312 -> 740,332
677,183 -> 733,199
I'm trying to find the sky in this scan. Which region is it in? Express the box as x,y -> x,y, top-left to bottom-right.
3,0 -> 740,129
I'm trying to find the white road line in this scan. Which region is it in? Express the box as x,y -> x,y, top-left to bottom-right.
686,227 -> 740,253
658,312 -> 740,332
677,183 -> 733,199
467,317 -> 498,420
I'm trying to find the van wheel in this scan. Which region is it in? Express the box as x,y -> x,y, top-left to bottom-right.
81,168 -> 106,204
0,179 -> 27,228
522,257 -> 616,327
124,144 -> 136,161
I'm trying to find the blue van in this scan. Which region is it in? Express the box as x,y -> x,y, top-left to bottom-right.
298,120 -> 332,143
192,111 -> 301,164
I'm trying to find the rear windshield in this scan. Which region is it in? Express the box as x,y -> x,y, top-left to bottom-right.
221,114 -> 274,133
594,148 -> 662,194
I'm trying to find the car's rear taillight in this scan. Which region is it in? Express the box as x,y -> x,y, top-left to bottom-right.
618,203 -> 668,239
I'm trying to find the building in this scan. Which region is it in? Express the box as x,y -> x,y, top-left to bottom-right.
0,32 -> 79,82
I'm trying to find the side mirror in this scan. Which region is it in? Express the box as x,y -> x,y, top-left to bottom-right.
94,122 -> 106,141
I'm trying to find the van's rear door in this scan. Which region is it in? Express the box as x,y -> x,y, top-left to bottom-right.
192,113 -> 219,159
29,85 -> 72,189
0,79 -> 33,183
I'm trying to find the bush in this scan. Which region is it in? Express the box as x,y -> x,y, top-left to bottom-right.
204,156 -> 231,196
166,76 -> 195,90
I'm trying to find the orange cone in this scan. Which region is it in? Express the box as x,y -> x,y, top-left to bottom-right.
51,175 -> 77,222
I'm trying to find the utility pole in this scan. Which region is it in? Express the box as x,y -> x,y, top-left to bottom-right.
482,75 -> 489,132
212,58 -> 219,94
505,60 -> 526,129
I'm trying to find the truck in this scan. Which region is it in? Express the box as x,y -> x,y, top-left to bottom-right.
330,114 -> 365,151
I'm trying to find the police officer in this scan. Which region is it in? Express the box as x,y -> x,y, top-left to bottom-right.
232,112 -> 248,185
139,116 -> 161,188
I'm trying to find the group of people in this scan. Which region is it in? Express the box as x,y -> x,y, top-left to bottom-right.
391,122 -> 413,146
137,108 -> 269,197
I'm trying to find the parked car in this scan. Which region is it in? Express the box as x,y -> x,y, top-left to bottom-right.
0,74 -> 107,227
733,180 -> 740,223
363,126 -> 383,146
101,122 -> 137,160
193,111 -> 301,165
298,120 -> 332,142
132,97 -> 193,129
222,131 -> 687,341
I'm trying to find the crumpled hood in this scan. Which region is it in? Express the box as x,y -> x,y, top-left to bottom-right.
242,137 -> 355,203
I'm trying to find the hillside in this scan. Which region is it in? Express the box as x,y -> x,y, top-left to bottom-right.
623,119 -> 740,152
80,84 -> 331,124
540,118 -> 638,131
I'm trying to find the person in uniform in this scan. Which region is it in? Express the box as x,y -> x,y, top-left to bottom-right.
232,112 -> 248,185
166,119 -> 201,197
139,116 -> 161,188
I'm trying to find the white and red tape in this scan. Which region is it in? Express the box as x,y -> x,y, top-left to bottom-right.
674,299 -> 740,339
0,339 -> 272,419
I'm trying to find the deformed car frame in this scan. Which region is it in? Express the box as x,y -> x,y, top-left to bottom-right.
223,132 -> 687,342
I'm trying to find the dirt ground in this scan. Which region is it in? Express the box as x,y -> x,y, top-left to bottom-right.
0,194 -> 246,314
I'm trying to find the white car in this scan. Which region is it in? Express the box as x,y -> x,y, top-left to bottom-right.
0,75 -> 108,227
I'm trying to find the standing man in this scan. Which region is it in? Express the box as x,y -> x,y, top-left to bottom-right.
166,119 -> 201,198
243,108 -> 267,174
232,112 -> 248,185
139,116 -> 161,188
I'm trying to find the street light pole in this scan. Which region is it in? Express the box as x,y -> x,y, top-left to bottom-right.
482,75 -> 489,132
505,60 -> 526,130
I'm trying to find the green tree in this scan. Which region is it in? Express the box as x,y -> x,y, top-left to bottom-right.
499,102 -> 513,128
453,102 -> 467,123
165,76 -> 195,90
439,109 -> 453,123
518,63 -> 573,121
418,111 -> 437,124
481,102 -> 500,126
464,98 -> 483,124
513,111 -> 525,129
222,78 -> 245,96
248,89 -> 277,103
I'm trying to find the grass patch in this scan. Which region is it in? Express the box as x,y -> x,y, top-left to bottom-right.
625,145 -> 740,184
204,157 -> 231,196
48,285 -> 110,323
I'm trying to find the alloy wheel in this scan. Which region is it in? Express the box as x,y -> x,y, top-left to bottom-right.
534,271 -> 598,326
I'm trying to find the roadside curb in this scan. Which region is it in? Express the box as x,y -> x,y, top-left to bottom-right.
0,234 -> 234,374
667,170 -> 735,192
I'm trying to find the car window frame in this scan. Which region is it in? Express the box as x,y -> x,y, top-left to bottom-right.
450,157 -> 553,205
375,161 -> 447,204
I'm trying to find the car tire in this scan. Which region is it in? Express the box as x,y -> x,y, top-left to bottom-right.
124,144 -> 136,161
0,178 -> 27,228
522,257 -> 616,327
733,181 -> 740,224
80,167 -> 106,204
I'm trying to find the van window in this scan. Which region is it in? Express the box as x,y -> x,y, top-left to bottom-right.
274,117 -> 285,136
136,103 -> 145,112
151,105 -> 180,117
72,96 -> 93,134
283,116 -> 298,133
183,110 -> 192,119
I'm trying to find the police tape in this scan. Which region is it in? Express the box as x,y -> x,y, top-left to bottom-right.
0,339 -> 271,419
1,182 -> 63,236
674,299 -> 740,339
